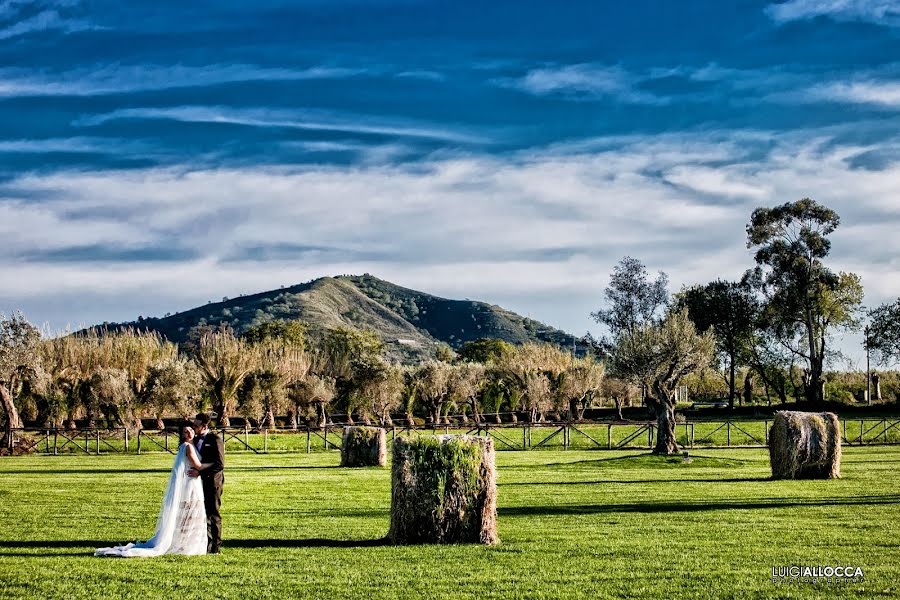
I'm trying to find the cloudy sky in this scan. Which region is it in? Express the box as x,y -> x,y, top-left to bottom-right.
1,0 -> 899,364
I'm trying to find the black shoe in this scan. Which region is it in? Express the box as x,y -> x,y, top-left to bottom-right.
209,547 -> 221,555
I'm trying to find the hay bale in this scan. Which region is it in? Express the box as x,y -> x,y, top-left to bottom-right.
388,435 -> 498,545
768,411 -> 841,479
340,426 -> 387,467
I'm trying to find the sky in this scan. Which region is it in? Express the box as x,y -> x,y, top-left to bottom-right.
1,0 -> 899,366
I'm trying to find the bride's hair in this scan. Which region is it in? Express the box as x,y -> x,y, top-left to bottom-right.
179,424 -> 194,444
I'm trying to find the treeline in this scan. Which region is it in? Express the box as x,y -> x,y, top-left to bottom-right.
0,318 -> 611,443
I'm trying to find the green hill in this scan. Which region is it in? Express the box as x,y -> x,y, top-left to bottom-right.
117,274 -> 579,363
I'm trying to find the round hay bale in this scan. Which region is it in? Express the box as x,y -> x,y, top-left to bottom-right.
340,426 -> 387,467
768,411 -> 841,479
388,435 -> 498,545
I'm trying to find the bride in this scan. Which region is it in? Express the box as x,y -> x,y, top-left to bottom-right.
95,427 -> 207,557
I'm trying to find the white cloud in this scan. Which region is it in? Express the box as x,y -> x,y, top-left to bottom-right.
0,4 -> 95,40
765,0 -> 900,27
0,63 -> 365,97
805,80 -> 900,107
500,63 -> 665,104
2,128 -> 900,359
74,105 -> 487,144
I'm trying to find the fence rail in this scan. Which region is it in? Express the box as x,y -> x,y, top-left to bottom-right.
5,417 -> 900,455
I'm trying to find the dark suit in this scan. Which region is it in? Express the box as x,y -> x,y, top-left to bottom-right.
196,431 -> 224,553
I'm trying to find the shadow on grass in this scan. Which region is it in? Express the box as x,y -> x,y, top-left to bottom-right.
0,537 -> 389,556
546,453 -> 755,468
0,465 -> 342,475
226,537 -> 389,548
499,494 -> 900,516
499,477 -> 769,486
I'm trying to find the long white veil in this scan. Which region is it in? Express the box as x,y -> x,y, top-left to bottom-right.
95,444 -> 191,558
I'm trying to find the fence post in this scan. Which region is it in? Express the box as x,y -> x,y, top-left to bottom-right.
860,420 -> 864,445
648,424 -> 653,448
765,421 -> 769,445
607,424 -> 612,449
96,430 -> 101,455
137,431 -> 142,454
883,419 -> 887,442
264,428 -> 268,453
842,419 -> 846,444
53,429 -> 58,455
690,423 -> 694,448
727,421 -> 731,447
324,428 -> 329,450
124,428 -> 129,453
523,425 -> 527,450
244,428 -> 249,448
306,427 -> 311,454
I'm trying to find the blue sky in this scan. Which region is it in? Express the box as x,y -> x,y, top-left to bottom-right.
1,0 -> 899,365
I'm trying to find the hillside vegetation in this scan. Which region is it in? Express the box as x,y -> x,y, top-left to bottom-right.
115,274 -> 578,363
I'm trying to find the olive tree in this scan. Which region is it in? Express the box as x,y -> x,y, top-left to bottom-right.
610,308 -> 715,454
144,357 -> 203,428
0,312 -> 41,448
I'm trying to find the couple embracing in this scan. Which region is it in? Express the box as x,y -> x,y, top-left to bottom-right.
95,413 -> 224,557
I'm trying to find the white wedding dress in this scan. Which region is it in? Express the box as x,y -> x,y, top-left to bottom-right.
95,443 -> 207,557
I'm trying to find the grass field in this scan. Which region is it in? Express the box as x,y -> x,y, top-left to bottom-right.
1,445 -> 899,599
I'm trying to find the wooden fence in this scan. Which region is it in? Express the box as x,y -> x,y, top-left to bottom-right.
6,417 -> 900,455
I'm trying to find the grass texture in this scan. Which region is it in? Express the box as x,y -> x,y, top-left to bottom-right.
1,445 -> 899,599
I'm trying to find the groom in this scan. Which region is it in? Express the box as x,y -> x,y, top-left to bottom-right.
188,413 -> 225,554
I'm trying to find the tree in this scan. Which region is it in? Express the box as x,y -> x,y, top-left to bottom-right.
867,299 -> 900,367
458,338 -> 514,364
496,343 -> 572,422
746,199 -> 863,404
290,374 -> 336,429
414,361 -> 452,424
560,356 -> 605,420
195,327 -> 256,426
144,357 -> 203,429
358,362 -> 404,426
316,327 -> 384,420
448,362 -> 486,423
239,341 -> 309,429
434,343 -> 456,363
592,256 -> 668,346
0,312 -> 41,448
676,280 -> 758,408
82,368 -> 139,431
242,320 -> 307,347
610,308 -> 715,454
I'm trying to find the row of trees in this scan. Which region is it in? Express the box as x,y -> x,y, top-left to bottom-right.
0,314 -> 613,448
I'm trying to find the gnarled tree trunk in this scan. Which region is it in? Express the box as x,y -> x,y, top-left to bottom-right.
649,384 -> 679,455
1,385 -> 23,449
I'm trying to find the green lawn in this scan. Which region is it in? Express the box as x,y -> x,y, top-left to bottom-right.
1,445 -> 898,599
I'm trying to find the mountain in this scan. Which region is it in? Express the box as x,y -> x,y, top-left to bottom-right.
117,274 -> 580,363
